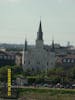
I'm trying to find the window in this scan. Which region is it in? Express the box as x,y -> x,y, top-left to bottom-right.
0,55 -> 2,59
28,61 -> 30,64
24,60 -> 25,64
12,56 -> 14,60
67,59 -> 70,63
51,62 -> 53,65
37,61 -> 40,65
8,56 -> 10,59
4,56 -> 7,59
71,59 -> 74,63
63,59 -> 66,63
47,62 -> 48,66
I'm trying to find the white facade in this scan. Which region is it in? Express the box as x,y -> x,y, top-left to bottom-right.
22,21 -> 55,71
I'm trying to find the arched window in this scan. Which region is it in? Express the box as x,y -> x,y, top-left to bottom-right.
71,59 -> 74,63
63,59 -> 66,63
67,59 -> 70,63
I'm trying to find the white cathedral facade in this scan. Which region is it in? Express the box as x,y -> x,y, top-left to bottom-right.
22,21 -> 55,71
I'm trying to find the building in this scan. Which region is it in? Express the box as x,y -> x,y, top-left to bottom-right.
56,54 -> 75,68
22,21 -> 55,72
62,54 -> 75,67
15,52 -> 22,66
16,76 -> 28,86
0,50 -> 15,67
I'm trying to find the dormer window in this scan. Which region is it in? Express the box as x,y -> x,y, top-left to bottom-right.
67,59 -> 70,63
71,59 -> 74,63
63,59 -> 66,62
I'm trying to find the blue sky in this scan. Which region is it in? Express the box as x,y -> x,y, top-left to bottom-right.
0,0 -> 75,46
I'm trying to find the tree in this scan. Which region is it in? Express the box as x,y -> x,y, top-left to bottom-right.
0,66 -> 10,82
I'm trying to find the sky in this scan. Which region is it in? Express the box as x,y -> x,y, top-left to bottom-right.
0,0 -> 75,46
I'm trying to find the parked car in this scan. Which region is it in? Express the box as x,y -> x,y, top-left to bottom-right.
55,83 -> 63,88
72,84 -> 75,89
43,84 -> 49,87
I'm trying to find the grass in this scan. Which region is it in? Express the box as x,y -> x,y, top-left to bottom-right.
18,93 -> 75,100
18,88 -> 75,100
18,88 -> 75,95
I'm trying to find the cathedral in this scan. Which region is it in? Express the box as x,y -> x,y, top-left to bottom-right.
22,21 -> 55,71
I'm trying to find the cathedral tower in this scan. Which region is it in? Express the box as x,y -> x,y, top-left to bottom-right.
36,21 -> 43,48
51,39 -> 55,52
24,39 -> 27,51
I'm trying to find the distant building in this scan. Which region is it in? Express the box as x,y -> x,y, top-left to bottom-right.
62,55 -> 75,67
22,21 -> 55,71
16,76 -> 28,86
15,52 -> 22,66
0,48 -> 6,52
0,50 -> 15,67
56,54 -> 75,68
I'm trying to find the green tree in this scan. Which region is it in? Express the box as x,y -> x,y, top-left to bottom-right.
0,66 -> 10,82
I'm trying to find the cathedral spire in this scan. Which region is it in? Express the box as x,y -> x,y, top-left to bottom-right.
37,20 -> 43,40
52,39 -> 54,49
51,36 -> 55,52
24,39 -> 27,51
38,20 -> 42,33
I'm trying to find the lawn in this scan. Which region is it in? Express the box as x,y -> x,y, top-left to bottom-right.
18,88 -> 75,100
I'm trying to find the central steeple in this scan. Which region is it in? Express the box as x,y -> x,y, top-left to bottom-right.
24,39 -> 27,51
37,21 -> 43,40
36,21 -> 43,48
